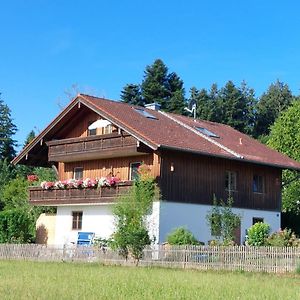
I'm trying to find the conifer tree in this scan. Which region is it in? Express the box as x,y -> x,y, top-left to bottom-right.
141,59 -> 169,109
120,84 -> 143,106
24,130 -> 36,147
166,72 -> 186,114
121,59 -> 186,112
240,81 -> 257,136
188,87 -> 213,120
215,81 -> 249,133
0,95 -> 17,161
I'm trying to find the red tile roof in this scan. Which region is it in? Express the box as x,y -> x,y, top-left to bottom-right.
80,94 -> 300,170
12,93 -> 300,171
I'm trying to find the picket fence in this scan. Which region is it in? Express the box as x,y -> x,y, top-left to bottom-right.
0,244 -> 299,274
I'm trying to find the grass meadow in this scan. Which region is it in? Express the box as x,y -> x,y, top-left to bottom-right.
0,260 -> 299,299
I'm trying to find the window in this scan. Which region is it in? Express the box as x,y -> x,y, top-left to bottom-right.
253,175 -> 264,193
130,162 -> 141,180
72,211 -> 83,230
103,124 -> 112,135
134,108 -> 158,120
88,121 -> 97,136
252,217 -> 264,225
225,171 -> 237,191
195,127 -> 219,138
73,167 -> 83,180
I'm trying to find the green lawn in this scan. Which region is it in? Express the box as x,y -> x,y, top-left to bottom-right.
0,261 -> 299,299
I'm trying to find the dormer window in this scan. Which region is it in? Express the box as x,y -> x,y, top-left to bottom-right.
87,119 -> 114,136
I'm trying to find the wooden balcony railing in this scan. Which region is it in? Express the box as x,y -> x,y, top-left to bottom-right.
29,181 -> 133,206
46,133 -> 146,162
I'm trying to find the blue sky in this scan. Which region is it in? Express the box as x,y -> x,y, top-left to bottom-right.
1,0 -> 300,150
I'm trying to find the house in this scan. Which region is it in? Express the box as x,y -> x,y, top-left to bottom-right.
13,94 -> 300,245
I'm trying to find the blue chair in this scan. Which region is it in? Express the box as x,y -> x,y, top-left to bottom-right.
77,232 -> 95,246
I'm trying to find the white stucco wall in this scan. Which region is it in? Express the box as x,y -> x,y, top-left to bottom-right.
54,202 -> 160,246
158,201 -> 281,244
54,204 -> 115,246
54,201 -> 280,246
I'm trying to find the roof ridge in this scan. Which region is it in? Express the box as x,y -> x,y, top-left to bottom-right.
158,110 -> 244,159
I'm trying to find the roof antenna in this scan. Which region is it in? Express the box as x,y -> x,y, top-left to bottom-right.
184,99 -> 197,121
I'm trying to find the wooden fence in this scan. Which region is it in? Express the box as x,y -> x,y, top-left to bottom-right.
0,244 -> 299,274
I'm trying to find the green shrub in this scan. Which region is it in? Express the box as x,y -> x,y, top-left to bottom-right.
0,207 -> 36,243
206,196 -> 241,244
246,222 -> 270,246
267,228 -> 300,247
166,227 -> 199,245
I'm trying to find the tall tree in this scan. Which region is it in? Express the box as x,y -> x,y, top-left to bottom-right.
254,80 -> 294,138
267,100 -> 300,214
0,94 -> 17,161
189,87 -> 214,121
240,81 -> 257,136
166,72 -> 186,114
141,59 -> 169,109
214,81 -> 250,133
24,130 -> 36,147
120,84 -> 143,106
208,83 -> 221,122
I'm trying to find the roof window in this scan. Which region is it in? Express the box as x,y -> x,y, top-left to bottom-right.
134,108 -> 158,120
195,127 -> 219,138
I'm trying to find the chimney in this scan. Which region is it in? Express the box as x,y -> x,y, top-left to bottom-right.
145,102 -> 161,111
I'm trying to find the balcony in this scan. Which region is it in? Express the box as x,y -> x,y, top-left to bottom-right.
29,181 -> 133,206
46,133 -> 149,162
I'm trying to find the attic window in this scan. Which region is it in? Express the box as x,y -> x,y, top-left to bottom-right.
134,108 -> 158,120
195,127 -> 219,138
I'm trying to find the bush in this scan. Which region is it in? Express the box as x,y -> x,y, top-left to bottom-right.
267,228 -> 300,247
246,222 -> 270,246
166,227 -> 199,245
206,196 -> 241,244
0,207 -> 36,243
111,166 -> 156,264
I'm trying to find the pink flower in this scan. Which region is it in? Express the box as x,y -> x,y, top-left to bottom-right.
27,174 -> 38,182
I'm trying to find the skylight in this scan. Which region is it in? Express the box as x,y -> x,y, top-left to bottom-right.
134,108 -> 158,120
195,127 -> 219,138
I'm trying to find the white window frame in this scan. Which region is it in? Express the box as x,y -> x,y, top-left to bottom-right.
73,167 -> 84,180
88,120 -> 97,136
129,162 -> 141,180
72,211 -> 83,230
225,170 -> 237,192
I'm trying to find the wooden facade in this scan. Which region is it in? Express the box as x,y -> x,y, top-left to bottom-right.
57,153 -> 160,181
160,150 -> 281,211
21,99 -> 282,211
